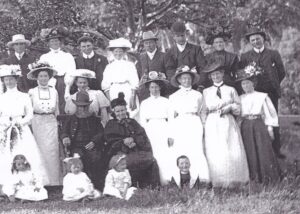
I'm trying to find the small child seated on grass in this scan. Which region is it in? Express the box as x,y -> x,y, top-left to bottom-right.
62,154 -> 101,202
103,154 -> 137,200
2,154 -> 48,203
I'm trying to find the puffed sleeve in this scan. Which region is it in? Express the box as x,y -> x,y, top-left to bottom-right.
230,88 -> 241,116
262,95 -> 279,127
64,53 -> 76,86
96,90 -> 110,108
55,89 -> 60,116
200,92 -> 208,124
19,94 -> 33,125
101,65 -> 112,92
128,62 -> 139,90
64,93 -> 77,115
139,101 -> 147,128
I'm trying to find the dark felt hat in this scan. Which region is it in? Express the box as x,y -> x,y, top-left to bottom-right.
206,32 -> 231,45
171,22 -> 187,33
77,32 -> 94,45
72,90 -> 92,106
245,27 -> 267,41
45,26 -> 69,41
202,60 -> 225,74
111,92 -> 127,109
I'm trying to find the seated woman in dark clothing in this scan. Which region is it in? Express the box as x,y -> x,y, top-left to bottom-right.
104,92 -> 160,188
61,90 -> 106,191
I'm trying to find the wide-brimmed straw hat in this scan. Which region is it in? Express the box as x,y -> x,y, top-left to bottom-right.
141,31 -> 158,42
170,65 -> 200,88
71,69 -> 96,79
139,71 -> 168,87
7,34 -> 31,48
245,27 -> 267,41
0,65 -> 22,77
235,62 -> 263,82
72,90 -> 92,106
107,38 -> 132,50
27,62 -> 57,80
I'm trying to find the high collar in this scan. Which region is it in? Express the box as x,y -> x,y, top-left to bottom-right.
150,94 -> 160,99
253,46 -> 265,53
50,48 -> 61,53
38,82 -> 50,89
6,86 -> 18,93
179,85 -> 192,92
146,48 -> 157,60
213,81 -> 224,87
176,42 -> 187,52
82,51 -> 95,59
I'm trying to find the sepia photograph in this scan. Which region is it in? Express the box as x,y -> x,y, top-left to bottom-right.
0,0 -> 299,213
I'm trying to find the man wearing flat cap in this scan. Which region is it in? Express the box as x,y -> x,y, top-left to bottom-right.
166,21 -> 207,92
1,34 -> 37,92
74,33 -> 108,92
137,31 -> 174,100
240,27 -> 286,158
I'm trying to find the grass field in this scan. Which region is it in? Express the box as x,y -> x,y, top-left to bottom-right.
1,116 -> 300,214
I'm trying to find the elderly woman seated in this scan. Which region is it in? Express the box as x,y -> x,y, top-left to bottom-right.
104,92 -> 160,188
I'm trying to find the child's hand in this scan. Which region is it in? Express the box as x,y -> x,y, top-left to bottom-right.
34,187 -> 40,192
168,138 -> 174,147
77,188 -> 84,193
267,126 -> 275,141
85,142 -> 95,150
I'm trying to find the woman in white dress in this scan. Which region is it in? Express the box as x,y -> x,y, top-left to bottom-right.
27,62 -> 61,186
139,71 -> 171,185
0,65 -> 48,186
168,66 -> 210,184
236,66 -> 281,183
202,61 -> 249,188
101,38 -> 139,120
65,69 -> 110,126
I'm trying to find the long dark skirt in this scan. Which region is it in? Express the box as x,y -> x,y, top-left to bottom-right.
55,76 -> 66,114
241,118 -> 281,183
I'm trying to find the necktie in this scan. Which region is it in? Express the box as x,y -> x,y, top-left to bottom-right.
18,54 -> 22,60
214,83 -> 223,99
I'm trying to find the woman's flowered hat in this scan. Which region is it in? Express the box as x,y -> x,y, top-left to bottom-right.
27,61 -> 57,80
0,64 -> 22,77
235,62 -> 263,82
139,71 -> 168,87
170,65 -> 200,88
71,69 -> 96,79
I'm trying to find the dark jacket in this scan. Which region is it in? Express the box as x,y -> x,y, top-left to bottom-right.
166,43 -> 208,88
205,50 -> 239,87
75,53 -> 108,91
1,53 -> 37,92
138,50 -> 174,99
61,115 -> 104,149
240,48 -> 286,98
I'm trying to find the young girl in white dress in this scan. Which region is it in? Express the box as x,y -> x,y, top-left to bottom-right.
168,66 -> 210,184
101,38 -> 139,120
62,155 -> 101,202
103,154 -> 137,200
2,154 -> 48,202
139,71 -> 172,185
202,61 -> 249,188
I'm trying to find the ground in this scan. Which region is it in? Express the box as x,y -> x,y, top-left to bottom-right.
0,116 -> 300,214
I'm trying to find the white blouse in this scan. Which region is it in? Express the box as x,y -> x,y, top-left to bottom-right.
64,89 -> 110,115
28,86 -> 59,115
101,59 -> 139,92
139,96 -> 169,127
168,88 -> 203,120
0,87 -> 33,125
39,49 -> 76,86
240,91 -> 278,127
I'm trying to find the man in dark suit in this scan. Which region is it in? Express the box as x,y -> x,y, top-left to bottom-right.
74,33 -> 108,92
1,34 -> 37,92
240,28 -> 286,158
205,32 -> 239,88
138,31 -> 174,100
166,22 -> 207,92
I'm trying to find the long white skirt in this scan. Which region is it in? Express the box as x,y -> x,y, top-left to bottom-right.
144,119 -> 172,185
0,125 -> 49,186
32,114 -> 62,186
205,113 -> 249,187
170,115 -> 210,182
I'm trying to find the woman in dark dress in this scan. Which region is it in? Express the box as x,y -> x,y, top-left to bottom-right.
104,92 -> 160,188
237,64 -> 281,183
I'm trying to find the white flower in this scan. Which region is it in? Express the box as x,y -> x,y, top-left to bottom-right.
181,66 -> 190,72
149,71 -> 158,80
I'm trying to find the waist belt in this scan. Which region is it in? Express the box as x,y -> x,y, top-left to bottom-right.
243,114 -> 261,120
34,112 -> 55,115
208,109 -> 222,114
146,118 -> 168,122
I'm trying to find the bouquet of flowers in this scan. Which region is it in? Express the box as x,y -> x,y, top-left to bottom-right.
244,61 -> 264,77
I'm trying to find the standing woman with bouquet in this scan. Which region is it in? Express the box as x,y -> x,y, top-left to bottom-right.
0,65 -> 48,187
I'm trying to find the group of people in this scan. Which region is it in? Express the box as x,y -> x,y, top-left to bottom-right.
0,21 -> 286,203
